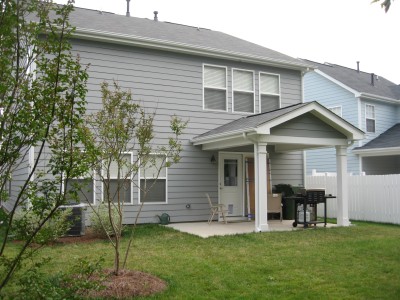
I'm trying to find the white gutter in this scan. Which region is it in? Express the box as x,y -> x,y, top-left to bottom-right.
353,146 -> 400,157
191,128 -> 256,145
359,93 -> 400,105
73,28 -> 314,72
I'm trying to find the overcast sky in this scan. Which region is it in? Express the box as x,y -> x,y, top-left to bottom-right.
55,0 -> 400,84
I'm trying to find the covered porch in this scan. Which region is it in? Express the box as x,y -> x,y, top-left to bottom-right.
191,102 -> 364,232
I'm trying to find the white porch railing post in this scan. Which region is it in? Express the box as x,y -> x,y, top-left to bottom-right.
254,142 -> 269,232
336,145 -> 350,226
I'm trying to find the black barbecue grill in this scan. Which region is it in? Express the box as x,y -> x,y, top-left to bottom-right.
290,189 -> 335,228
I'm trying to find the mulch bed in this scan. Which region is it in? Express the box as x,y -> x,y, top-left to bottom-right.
87,269 -> 167,299
57,230 -> 168,298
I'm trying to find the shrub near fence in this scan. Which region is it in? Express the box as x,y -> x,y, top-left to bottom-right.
306,174 -> 400,225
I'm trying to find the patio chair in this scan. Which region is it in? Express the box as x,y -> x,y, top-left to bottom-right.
206,193 -> 228,224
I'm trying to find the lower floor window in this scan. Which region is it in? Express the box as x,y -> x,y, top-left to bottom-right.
108,179 -> 131,204
139,154 -> 167,203
65,178 -> 94,204
140,179 -> 166,203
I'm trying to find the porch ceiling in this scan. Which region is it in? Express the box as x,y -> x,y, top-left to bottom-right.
192,102 -> 364,152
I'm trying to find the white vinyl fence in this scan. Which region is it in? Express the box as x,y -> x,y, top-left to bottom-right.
306,174 -> 400,225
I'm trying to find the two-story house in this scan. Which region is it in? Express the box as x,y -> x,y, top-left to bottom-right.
7,7 -> 364,231
303,60 -> 400,175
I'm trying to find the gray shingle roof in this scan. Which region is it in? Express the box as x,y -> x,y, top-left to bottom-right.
302,60 -> 400,100
354,123 -> 400,150
67,7 -> 311,69
192,103 -> 309,141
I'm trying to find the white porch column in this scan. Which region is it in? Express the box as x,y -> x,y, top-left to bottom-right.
254,142 -> 269,232
336,145 -> 350,226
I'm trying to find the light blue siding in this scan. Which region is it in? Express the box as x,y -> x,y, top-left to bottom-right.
359,99 -> 399,145
304,71 -> 361,174
304,71 -> 400,175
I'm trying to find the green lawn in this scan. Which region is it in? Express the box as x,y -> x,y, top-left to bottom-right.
2,221 -> 400,299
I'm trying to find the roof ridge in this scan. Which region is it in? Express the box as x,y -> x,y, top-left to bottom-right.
73,6 -> 115,16
302,59 -> 374,76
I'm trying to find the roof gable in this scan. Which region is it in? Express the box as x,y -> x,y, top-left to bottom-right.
303,60 -> 400,101
192,102 -> 364,145
270,113 -> 347,139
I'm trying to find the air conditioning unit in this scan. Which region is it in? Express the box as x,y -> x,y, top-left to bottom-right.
59,203 -> 86,236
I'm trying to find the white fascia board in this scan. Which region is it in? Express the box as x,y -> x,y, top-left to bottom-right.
359,93 -> 400,105
352,146 -> 400,157
314,69 -> 359,96
191,128 -> 255,145
73,28 -> 314,72
256,103 -> 317,134
259,135 -> 348,146
255,102 -> 364,140
201,137 -> 254,151
309,110 -> 365,140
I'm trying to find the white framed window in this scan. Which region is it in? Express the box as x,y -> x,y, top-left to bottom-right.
365,104 -> 375,133
139,154 -> 167,204
232,69 -> 254,113
65,175 -> 95,205
102,152 -> 133,204
259,72 -> 280,113
203,64 -> 227,111
63,151 -> 95,205
328,106 -> 342,117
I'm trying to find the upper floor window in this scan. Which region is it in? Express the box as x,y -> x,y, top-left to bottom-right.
365,104 -> 375,133
139,154 -> 167,204
233,69 -> 254,113
260,73 -> 280,113
203,65 -> 227,111
329,106 -> 342,117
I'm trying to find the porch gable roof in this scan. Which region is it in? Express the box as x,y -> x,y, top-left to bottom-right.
191,102 -> 364,148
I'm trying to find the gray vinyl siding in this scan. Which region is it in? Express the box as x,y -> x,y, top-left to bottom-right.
65,39 -> 304,224
271,113 -> 346,139
269,151 -> 304,187
5,146 -> 31,212
304,71 -> 361,175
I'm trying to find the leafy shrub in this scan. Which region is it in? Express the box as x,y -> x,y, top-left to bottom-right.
90,203 -> 124,238
16,257 -> 105,299
12,208 -> 72,244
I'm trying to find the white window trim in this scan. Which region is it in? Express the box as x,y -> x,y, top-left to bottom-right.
101,152 -> 134,205
202,64 -> 228,112
138,153 -> 168,205
232,68 -> 255,114
365,104 -> 376,133
328,105 -> 342,117
259,72 -> 281,113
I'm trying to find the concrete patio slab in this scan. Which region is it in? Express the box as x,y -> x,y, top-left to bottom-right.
166,220 -> 337,238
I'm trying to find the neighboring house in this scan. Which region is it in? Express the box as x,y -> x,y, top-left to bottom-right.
303,60 -> 400,175
9,8 -> 364,230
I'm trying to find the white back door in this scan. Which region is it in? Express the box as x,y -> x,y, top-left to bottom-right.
219,153 -> 243,217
